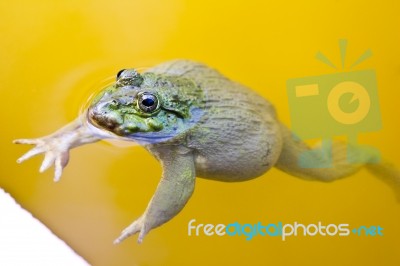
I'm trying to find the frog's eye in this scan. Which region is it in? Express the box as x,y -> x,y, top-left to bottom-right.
116,69 -> 126,80
137,92 -> 159,113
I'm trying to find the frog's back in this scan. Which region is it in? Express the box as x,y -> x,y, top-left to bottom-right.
149,60 -> 282,181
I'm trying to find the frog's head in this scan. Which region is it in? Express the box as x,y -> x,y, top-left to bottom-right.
87,69 -> 204,143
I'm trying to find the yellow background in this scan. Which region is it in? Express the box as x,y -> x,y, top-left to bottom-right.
1,0 -> 400,265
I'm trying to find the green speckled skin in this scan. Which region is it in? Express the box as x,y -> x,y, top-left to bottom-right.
14,60 -> 400,244
148,61 -> 283,181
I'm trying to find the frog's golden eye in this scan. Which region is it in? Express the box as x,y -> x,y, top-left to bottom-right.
137,92 -> 159,113
116,69 -> 126,80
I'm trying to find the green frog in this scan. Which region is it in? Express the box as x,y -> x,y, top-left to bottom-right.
14,60 -> 400,244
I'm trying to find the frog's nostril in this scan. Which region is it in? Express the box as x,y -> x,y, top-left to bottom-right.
110,99 -> 119,107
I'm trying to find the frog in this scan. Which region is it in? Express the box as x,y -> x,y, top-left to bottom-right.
14,60 -> 400,244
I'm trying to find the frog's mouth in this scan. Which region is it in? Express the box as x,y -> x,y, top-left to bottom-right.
87,102 -> 128,136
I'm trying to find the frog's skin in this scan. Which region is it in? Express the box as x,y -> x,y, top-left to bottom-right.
14,60 -> 400,244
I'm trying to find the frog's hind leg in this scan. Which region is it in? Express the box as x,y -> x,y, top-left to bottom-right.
275,124 -> 400,201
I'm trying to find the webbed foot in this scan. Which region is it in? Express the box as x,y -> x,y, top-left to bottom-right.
14,116 -> 100,181
14,137 -> 70,182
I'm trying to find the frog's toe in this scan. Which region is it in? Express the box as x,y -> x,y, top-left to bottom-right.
39,153 -> 56,172
14,138 -> 46,163
54,153 -> 69,182
16,146 -> 44,163
114,216 -> 145,244
13,138 -> 41,145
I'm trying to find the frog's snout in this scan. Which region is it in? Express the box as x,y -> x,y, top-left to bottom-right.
88,101 -> 123,132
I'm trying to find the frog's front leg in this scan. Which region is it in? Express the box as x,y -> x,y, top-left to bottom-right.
14,115 -> 101,181
114,146 -> 196,244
